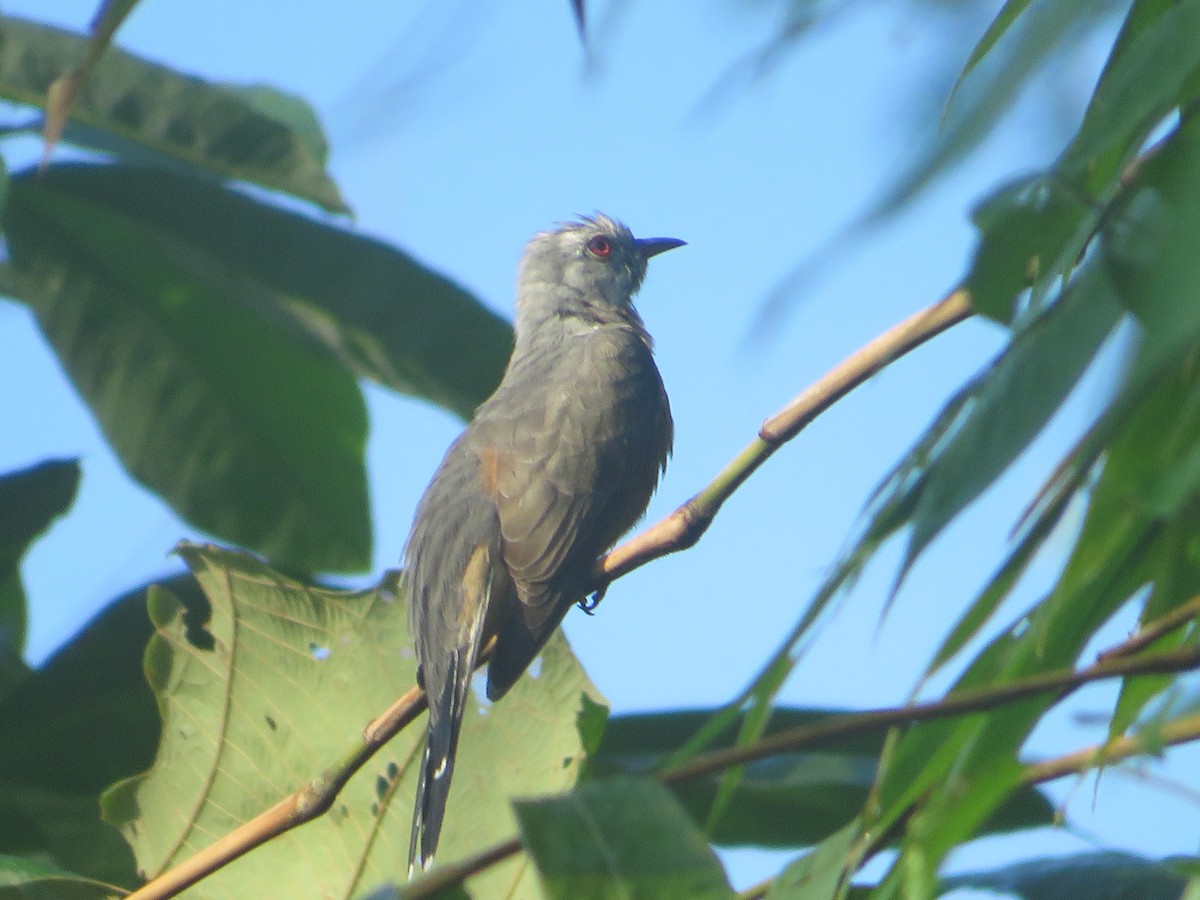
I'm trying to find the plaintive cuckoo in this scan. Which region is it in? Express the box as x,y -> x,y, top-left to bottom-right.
403,213 -> 682,873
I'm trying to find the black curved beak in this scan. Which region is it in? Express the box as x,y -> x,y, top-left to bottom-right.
635,236 -> 687,259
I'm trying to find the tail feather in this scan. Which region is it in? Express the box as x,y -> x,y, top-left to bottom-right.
407,650 -> 471,877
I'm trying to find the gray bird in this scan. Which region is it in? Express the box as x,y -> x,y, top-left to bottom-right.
404,214 -> 682,873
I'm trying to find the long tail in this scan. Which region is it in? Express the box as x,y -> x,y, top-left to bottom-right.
407,647 -> 472,877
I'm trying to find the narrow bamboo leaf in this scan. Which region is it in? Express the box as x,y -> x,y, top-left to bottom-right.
4,164 -> 372,572
0,16 -> 348,213
1105,114 -> 1200,375
1111,520 -> 1200,738
1060,0 -> 1200,193
873,263 -> 1121,593
946,0 -> 1036,116
102,544 -> 601,897
868,353 -> 1189,894
765,821 -> 859,900
928,472 -> 1076,673
514,775 -> 734,900
0,459 -> 80,687
942,851 -> 1188,900
861,0 -> 1092,226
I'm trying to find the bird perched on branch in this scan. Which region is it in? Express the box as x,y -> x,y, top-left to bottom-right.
403,213 -> 683,874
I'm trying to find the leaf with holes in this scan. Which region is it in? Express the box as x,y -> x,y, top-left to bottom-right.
101,543 -> 603,898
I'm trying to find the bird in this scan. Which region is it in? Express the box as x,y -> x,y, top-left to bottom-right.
403,213 -> 683,874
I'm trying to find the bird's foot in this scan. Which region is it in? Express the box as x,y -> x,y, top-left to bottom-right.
578,587 -> 606,615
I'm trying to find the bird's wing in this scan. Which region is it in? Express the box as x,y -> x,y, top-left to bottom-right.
471,350 -> 618,627
403,438 -> 502,872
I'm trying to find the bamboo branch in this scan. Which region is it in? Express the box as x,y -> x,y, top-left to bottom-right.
124,292 -> 974,900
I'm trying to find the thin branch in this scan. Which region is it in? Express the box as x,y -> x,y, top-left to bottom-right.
659,646 -> 1200,785
1023,713 -> 1200,786
1097,593 -> 1200,662
124,292 -> 973,900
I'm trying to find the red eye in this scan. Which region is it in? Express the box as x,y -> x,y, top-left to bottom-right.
586,234 -> 612,258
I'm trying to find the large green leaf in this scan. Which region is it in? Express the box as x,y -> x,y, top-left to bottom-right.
102,544 -> 602,898
592,709 -> 1052,849
941,851 -> 1188,900
8,162 -> 512,419
0,458 -> 80,686
0,853 -> 121,900
4,164 -> 372,573
514,775 -> 733,900
0,573 -> 197,889
0,15 -> 348,213
0,574 -> 195,795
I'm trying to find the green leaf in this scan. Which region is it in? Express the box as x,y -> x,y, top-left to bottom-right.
878,262 -> 1121,599
0,15 -> 348,213
0,853 -> 122,899
4,164 -> 372,572
1105,114 -> 1200,375
0,574 -> 197,889
103,544 -> 603,897
0,786 -> 137,892
9,161 -> 512,421
966,172 -> 1093,323
0,458 -> 81,687
865,0 -> 1093,226
591,709 -> 1052,849
0,574 -> 191,795
866,359 -> 1200,887
766,821 -> 859,900
514,775 -> 734,900
946,0 -> 1037,115
1060,0 -> 1200,194
942,851 -> 1188,900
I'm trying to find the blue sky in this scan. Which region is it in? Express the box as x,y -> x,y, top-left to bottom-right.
4,0 -> 1195,892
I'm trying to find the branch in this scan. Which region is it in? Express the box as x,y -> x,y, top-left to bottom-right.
1022,712 -> 1200,786
124,292 -> 973,899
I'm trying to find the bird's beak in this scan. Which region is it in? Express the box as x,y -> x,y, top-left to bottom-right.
635,236 -> 687,259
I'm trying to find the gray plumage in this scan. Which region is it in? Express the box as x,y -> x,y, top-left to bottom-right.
404,214 -> 682,874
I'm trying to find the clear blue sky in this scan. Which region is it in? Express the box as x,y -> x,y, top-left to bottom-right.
3,0 -> 1194,892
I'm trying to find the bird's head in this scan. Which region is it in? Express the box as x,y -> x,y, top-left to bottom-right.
515,214 -> 684,329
